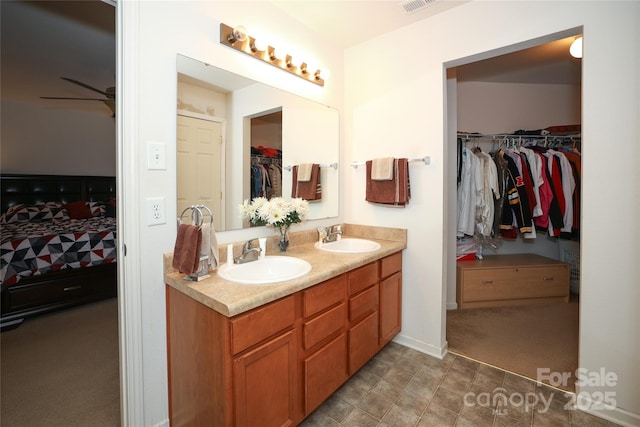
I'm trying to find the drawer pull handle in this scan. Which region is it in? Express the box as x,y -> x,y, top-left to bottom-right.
481,280 -> 493,284
543,277 -> 554,281
63,285 -> 82,292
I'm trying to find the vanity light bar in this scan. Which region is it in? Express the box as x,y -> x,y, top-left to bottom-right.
350,157 -> 431,168
219,23 -> 325,87
283,163 -> 338,172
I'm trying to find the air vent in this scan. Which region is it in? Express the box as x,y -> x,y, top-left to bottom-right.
400,0 -> 436,14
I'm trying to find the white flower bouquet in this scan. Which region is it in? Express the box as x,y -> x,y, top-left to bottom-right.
239,197 -> 309,242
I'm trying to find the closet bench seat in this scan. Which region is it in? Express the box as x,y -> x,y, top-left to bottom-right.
456,254 -> 570,309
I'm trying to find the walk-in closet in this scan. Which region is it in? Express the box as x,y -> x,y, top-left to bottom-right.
446,34 -> 582,392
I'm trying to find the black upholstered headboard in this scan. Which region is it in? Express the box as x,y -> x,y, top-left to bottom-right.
0,174 -> 116,214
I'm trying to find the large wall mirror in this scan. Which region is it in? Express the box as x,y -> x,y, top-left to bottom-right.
176,54 -> 339,231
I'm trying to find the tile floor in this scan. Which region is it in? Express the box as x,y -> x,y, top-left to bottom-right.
301,342 -> 619,427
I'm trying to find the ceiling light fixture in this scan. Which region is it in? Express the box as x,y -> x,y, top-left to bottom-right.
220,23 -> 325,87
569,36 -> 583,59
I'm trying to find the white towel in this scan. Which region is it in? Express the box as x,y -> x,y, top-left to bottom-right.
371,157 -> 394,181
200,223 -> 219,270
297,163 -> 313,182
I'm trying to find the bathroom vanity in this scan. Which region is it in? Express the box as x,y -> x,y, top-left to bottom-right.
164,225 -> 406,426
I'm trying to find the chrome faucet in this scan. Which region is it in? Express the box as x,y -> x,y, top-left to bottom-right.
234,239 -> 262,264
318,224 -> 342,243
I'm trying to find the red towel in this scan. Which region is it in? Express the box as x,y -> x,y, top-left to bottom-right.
172,224 -> 202,275
365,158 -> 410,206
291,164 -> 322,201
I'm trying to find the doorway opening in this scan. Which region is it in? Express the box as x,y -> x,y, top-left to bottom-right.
444,30 -> 583,392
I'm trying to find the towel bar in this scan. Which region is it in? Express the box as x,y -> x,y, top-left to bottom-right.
283,162 -> 338,172
350,156 -> 430,168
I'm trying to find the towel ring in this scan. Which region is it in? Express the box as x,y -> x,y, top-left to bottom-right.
178,205 -> 214,229
177,204 -> 214,282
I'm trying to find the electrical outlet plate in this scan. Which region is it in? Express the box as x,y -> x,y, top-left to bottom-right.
146,197 -> 166,225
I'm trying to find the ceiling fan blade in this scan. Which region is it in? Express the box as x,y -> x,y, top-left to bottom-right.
41,96 -> 109,100
60,77 -> 109,97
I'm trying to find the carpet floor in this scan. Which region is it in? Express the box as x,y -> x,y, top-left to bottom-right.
0,298 -> 121,427
446,299 -> 579,392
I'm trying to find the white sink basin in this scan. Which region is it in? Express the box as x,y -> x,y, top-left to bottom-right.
314,238 -> 381,254
216,256 -> 311,285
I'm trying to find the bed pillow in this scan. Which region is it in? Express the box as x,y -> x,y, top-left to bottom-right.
3,202 -> 69,223
64,201 -> 93,219
87,201 -> 106,217
105,200 -> 116,218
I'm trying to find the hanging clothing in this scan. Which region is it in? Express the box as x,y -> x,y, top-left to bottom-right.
457,148 -> 483,237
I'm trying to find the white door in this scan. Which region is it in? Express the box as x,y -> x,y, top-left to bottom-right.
177,115 -> 224,230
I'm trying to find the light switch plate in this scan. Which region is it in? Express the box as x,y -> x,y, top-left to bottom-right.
147,142 -> 166,170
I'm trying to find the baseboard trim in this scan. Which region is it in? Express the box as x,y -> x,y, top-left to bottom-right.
446,301 -> 458,310
576,393 -> 640,427
393,333 -> 447,359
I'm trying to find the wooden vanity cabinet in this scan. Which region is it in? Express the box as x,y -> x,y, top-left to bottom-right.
166,251 -> 403,426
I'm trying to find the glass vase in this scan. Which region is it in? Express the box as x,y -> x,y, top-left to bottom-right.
278,226 -> 290,252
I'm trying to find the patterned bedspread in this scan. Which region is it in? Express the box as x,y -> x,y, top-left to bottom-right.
0,217 -> 117,285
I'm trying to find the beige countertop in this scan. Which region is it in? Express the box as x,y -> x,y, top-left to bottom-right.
164,224 -> 406,318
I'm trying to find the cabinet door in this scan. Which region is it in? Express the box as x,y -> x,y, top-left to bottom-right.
303,333 -> 348,415
379,272 -> 402,346
233,330 -> 297,427
348,312 -> 379,375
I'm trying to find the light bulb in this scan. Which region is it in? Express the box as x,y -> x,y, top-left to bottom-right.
287,55 -> 302,68
303,62 -> 318,75
273,47 -> 286,61
228,25 -> 247,43
251,38 -> 268,52
569,36 -> 583,59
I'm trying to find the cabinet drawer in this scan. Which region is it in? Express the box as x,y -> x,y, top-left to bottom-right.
349,284 -> 378,324
303,275 -> 346,318
380,252 -> 402,279
462,265 -> 569,302
303,302 -> 346,351
303,333 -> 348,415
7,273 -> 115,311
230,295 -> 296,355
348,312 -> 379,374
348,261 -> 379,296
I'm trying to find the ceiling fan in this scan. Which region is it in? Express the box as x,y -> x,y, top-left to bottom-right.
41,77 -> 116,116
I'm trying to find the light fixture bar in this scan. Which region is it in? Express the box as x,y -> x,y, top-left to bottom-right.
219,23 -> 325,87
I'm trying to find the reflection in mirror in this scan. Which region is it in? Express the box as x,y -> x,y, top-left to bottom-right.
176,54 -> 339,231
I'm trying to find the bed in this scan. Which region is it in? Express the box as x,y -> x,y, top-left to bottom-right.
1,174 -> 117,329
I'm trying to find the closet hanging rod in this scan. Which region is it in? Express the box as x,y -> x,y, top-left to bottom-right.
283,162 -> 338,172
457,133 -> 580,140
350,156 -> 430,168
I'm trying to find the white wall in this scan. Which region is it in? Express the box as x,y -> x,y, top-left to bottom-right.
457,81 -> 581,134
121,2 -> 344,425
344,1 -> 639,425
1,99 -> 116,175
